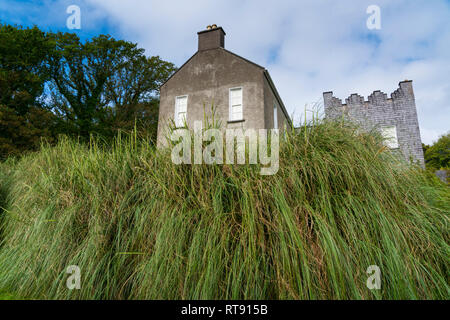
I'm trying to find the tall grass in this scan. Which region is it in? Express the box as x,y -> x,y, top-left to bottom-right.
0,121 -> 448,299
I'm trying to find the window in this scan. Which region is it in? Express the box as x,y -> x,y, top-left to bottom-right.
175,95 -> 188,127
229,88 -> 243,121
273,102 -> 278,129
381,126 -> 399,149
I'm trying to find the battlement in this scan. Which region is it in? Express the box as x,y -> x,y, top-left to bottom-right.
323,80 -> 414,108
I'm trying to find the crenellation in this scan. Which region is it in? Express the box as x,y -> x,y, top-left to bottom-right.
368,90 -> 388,104
391,88 -> 403,100
323,80 -> 425,167
345,93 -> 364,105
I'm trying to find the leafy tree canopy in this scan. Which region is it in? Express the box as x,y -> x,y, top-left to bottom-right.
0,23 -> 176,158
47,32 -> 176,140
0,24 -> 55,158
424,133 -> 450,170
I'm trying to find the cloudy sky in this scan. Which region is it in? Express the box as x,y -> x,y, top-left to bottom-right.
1,0 -> 449,144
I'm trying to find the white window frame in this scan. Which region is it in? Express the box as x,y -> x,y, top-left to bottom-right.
229,87 -> 243,121
381,126 -> 399,149
273,101 -> 278,129
174,95 -> 188,127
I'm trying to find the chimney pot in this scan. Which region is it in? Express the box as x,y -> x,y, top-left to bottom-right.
198,26 -> 226,51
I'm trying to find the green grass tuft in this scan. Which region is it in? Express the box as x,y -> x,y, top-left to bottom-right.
0,121 -> 448,299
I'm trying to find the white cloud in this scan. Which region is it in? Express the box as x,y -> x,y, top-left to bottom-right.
83,0 -> 450,144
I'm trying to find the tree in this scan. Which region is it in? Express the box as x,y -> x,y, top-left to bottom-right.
105,53 -> 176,141
424,133 -> 450,170
0,24 -> 51,114
0,24 -> 56,159
48,33 -> 176,140
0,24 -> 176,158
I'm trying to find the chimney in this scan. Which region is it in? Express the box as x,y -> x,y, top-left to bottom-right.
198,25 -> 226,51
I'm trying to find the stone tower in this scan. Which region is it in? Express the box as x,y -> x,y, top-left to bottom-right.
323,80 -> 425,167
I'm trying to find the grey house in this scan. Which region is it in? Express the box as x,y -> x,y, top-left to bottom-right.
157,25 -> 291,146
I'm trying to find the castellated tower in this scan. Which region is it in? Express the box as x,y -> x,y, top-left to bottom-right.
323,80 -> 425,168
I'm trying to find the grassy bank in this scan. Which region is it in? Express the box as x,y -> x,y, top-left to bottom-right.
0,122 -> 448,299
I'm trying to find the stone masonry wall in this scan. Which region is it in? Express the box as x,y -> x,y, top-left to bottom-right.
323,80 -> 425,167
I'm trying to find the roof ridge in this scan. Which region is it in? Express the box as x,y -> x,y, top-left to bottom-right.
159,51 -> 199,89
220,48 -> 265,70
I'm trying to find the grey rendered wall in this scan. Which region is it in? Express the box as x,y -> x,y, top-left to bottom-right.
263,76 -> 288,130
157,48 -> 266,146
323,81 -> 425,167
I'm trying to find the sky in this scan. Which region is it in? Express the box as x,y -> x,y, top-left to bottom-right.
1,0 -> 449,144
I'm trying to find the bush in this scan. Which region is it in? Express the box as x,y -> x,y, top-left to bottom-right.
424,133 -> 450,171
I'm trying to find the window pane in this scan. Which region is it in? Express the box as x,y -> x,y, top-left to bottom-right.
273,103 -> 278,129
231,88 -> 242,98
177,96 -> 187,112
230,88 -> 242,121
232,105 -> 242,120
178,112 -> 186,126
175,96 -> 187,127
381,126 -> 398,148
232,110 -> 242,120
232,97 -> 241,106
232,104 -> 242,113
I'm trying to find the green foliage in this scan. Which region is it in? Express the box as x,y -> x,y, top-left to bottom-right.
0,23 -> 176,158
0,24 -> 51,114
0,24 -> 56,159
0,122 -> 448,299
424,133 -> 450,170
0,105 -> 57,158
47,32 -> 176,140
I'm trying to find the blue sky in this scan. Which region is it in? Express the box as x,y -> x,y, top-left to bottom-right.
1,0 -> 449,144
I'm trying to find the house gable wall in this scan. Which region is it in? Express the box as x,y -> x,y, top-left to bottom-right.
157,48 -> 266,146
